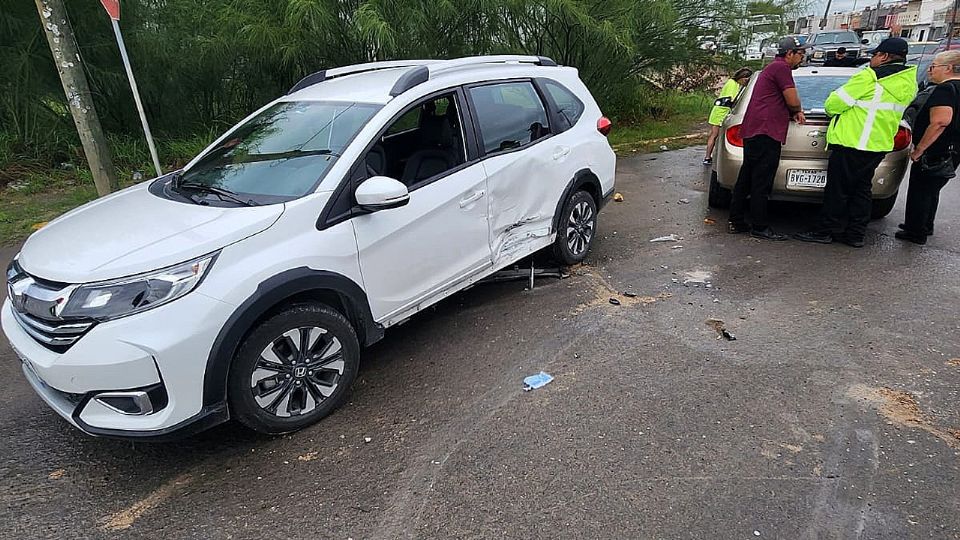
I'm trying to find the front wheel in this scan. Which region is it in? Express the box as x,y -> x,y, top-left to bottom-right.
553,190 -> 598,265
228,303 -> 360,435
871,192 -> 898,219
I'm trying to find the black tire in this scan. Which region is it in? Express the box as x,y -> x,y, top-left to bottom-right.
553,190 -> 598,265
228,303 -> 360,435
708,170 -> 732,209
871,192 -> 898,219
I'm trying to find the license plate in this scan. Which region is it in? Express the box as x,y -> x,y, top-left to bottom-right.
787,169 -> 827,189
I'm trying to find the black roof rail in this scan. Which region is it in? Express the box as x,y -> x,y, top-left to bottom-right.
389,66 -> 430,97
287,71 -> 327,94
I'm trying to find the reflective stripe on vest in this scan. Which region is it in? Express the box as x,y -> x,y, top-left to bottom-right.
836,84 -> 907,151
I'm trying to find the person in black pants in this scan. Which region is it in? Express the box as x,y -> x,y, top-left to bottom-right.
728,37 -> 808,240
898,50 -> 960,244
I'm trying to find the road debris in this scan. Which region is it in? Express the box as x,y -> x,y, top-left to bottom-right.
704,218 -> 717,225
48,469 -> 65,480
947,358 -> 960,366
671,245 -> 684,249
623,291 -> 638,298
678,198 -> 690,204
298,452 -> 319,462
364,437 -> 372,444
613,192 -> 624,202
659,145 -> 669,151
683,270 -> 713,287
650,234 -> 682,243
609,298 -> 621,306
523,371 -> 554,391
480,266 -> 565,284
706,319 -> 737,341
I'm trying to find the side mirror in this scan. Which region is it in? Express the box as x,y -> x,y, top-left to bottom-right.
355,176 -> 409,212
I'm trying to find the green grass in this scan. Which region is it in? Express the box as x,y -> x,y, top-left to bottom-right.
608,90 -> 713,154
0,92 -> 713,245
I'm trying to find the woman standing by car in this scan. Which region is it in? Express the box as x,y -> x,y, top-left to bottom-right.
703,67 -> 753,165
898,50 -> 960,245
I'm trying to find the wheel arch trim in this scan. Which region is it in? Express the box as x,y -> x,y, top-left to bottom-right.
201,267 -> 382,408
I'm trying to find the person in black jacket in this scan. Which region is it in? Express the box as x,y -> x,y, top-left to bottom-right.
897,50 -> 960,244
824,47 -> 859,67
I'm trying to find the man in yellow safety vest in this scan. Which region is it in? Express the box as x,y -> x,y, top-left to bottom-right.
796,37 -> 917,247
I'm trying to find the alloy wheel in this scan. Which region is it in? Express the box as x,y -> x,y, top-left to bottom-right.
566,201 -> 595,256
250,327 -> 344,418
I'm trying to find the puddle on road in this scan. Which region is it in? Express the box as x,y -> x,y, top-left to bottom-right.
847,384 -> 960,450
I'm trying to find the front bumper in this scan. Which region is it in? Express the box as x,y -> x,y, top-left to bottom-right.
2,290 -> 236,439
714,143 -> 908,202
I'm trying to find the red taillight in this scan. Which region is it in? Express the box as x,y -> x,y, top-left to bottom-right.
726,124 -> 744,147
597,116 -> 612,136
893,126 -> 911,151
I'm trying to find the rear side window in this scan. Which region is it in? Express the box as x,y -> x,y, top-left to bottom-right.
543,81 -> 585,130
469,82 -> 550,154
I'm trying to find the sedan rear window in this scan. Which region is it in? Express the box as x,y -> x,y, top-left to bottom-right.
795,76 -> 851,110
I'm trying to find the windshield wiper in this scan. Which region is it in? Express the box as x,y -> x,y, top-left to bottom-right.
178,182 -> 259,207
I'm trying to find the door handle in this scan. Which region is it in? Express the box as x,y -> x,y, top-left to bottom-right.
459,190 -> 485,208
552,147 -> 571,160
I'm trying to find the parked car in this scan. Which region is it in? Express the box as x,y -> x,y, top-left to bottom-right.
917,40 -> 960,88
745,45 -> 762,61
761,34 -> 808,60
861,30 -> 891,53
807,31 -> 868,65
709,66 -> 909,218
2,55 -> 616,439
908,41 -> 940,61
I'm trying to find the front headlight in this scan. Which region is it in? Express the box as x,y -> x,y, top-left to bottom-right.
813,51 -> 824,59
60,253 -> 218,321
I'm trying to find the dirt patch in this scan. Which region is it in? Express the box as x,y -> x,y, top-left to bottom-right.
570,267 -> 672,314
947,358 -> 960,367
847,384 -> 960,450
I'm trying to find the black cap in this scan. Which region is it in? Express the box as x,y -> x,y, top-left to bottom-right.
869,37 -> 908,56
836,47 -> 847,54
777,36 -> 810,54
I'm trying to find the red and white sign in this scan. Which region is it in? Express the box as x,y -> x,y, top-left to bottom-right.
100,0 -> 120,21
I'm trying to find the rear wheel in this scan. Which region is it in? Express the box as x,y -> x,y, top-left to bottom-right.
708,170 -> 732,209
871,192 -> 898,219
553,190 -> 597,265
228,303 -> 360,435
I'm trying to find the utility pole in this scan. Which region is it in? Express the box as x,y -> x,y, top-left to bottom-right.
948,0 -> 960,48
874,0 -> 883,30
821,0 -> 832,29
35,0 -> 118,196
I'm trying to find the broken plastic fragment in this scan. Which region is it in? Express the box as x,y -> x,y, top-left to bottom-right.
609,298 -> 621,306
523,371 -> 554,391
706,319 -> 737,341
678,198 -> 690,204
683,270 -> 713,287
650,234 -> 681,243
623,291 -> 638,298
704,218 -> 717,225
613,192 -> 624,202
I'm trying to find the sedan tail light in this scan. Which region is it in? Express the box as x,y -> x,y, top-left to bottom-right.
597,116 -> 612,136
893,126 -> 911,151
726,124 -> 744,147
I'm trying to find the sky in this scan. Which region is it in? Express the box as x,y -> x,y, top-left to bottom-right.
806,0 -> 903,17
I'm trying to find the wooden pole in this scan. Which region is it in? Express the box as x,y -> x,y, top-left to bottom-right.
35,0 -> 118,196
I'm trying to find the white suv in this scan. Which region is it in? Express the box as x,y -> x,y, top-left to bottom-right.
2,56 -> 615,439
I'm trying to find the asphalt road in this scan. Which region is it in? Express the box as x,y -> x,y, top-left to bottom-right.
1,146 -> 959,539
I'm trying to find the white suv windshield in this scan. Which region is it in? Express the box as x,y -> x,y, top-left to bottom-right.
180,101 -> 380,200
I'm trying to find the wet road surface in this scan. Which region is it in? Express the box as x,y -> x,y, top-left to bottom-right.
1,146 -> 959,539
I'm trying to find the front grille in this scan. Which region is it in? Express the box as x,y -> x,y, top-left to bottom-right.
11,309 -> 94,352
7,264 -> 96,352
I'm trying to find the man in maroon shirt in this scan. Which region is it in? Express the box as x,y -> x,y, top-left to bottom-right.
729,36 -> 808,240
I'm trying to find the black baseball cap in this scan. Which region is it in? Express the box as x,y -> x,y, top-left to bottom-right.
777,36 -> 810,54
869,37 -> 908,56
